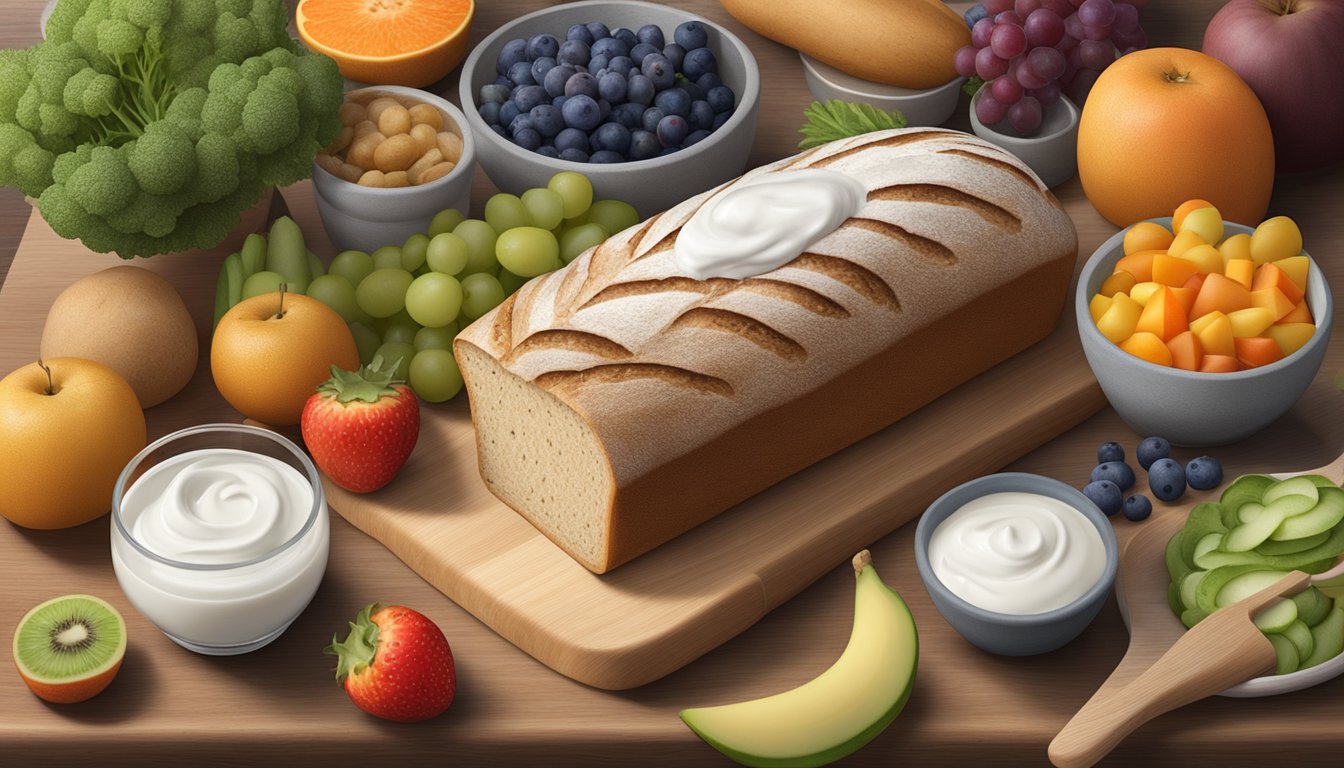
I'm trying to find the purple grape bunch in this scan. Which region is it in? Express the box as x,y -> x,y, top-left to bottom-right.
954,0 -> 1148,136
479,20 -> 737,163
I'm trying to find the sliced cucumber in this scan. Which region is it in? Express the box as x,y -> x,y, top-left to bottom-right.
1178,504 -> 1228,570
1238,502 -> 1267,525
1271,488 -> 1344,541
1181,570 -> 1208,613
1263,476 -> 1320,508
1166,528 -> 1192,584
1255,599 -> 1299,634
1298,474 -> 1340,490
1294,587 -> 1331,628
1168,580 -> 1185,615
1223,511 -> 1289,552
1219,475 -> 1276,528
1200,566 -> 1281,613
1256,531 -> 1330,556
1299,605 -> 1344,670
1181,606 -> 1208,629
1192,532 -> 1222,566
1195,521 -> 1344,571
1281,619 -> 1315,660
1268,633 -> 1300,675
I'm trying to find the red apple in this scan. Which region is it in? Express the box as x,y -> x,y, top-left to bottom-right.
1202,0 -> 1344,174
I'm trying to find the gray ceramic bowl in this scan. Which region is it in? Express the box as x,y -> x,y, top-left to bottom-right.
1076,218 -> 1333,447
968,87 -> 1079,188
914,473 -> 1119,656
311,86 -> 476,254
799,53 -> 964,127
458,0 -> 760,219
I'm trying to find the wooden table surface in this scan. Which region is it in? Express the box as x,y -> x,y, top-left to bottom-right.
2,1 -> 1343,766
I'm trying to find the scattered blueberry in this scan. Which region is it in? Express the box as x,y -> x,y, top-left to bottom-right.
1185,456 -> 1223,491
1123,494 -> 1153,522
1097,441 -> 1125,465
1091,461 -> 1136,492
1084,480 -> 1123,516
1136,436 -> 1171,471
1148,458 -> 1187,502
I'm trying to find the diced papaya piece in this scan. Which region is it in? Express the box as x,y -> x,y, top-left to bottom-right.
1122,331 -> 1174,366
1167,229 -> 1208,259
1276,300 -> 1313,325
1199,354 -> 1240,373
1190,272 -> 1253,319
1135,286 -> 1188,341
1234,336 -> 1285,369
1096,292 -> 1143,344
1273,255 -> 1310,291
1264,323 -> 1315,357
1219,233 -> 1253,266
1193,312 -> 1235,356
1171,284 -> 1200,316
1152,253 -> 1201,287
1179,207 -> 1224,245
1251,286 -> 1296,321
1252,262 -> 1305,305
1130,281 -> 1162,305
1173,199 -> 1216,232
1114,250 -> 1159,283
1089,293 -> 1113,323
1124,222 -> 1174,255
1177,244 -> 1225,276
1100,270 -> 1137,298
1227,306 -> 1276,338
1167,331 -> 1203,371
1224,259 -> 1255,290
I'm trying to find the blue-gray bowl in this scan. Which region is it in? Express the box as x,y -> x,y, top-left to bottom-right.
914,473 -> 1119,656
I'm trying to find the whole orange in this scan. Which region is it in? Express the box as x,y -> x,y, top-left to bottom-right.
211,291 -> 359,426
1077,48 -> 1275,227
0,358 -> 147,529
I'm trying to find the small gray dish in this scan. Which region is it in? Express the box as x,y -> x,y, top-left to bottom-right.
915,473 -> 1119,657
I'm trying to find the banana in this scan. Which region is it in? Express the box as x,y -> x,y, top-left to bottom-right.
680,550 -> 919,767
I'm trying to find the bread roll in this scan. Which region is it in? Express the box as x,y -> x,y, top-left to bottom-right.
456,128 -> 1078,573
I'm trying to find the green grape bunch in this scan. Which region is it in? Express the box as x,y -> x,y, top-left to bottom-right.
0,0 -> 345,258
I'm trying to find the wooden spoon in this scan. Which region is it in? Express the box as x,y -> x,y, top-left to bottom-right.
1047,452 -> 1344,768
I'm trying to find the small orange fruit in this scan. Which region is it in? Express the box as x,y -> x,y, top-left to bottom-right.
211,290 -> 359,426
297,0 -> 475,87
1078,48 -> 1274,228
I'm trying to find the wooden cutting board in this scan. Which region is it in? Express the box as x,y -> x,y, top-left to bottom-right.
0,181 -> 1108,690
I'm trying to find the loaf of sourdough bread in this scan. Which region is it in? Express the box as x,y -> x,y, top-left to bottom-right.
455,128 -> 1078,573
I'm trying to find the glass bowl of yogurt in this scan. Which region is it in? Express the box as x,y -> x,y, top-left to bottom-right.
111,424 -> 329,655
914,473 -> 1119,656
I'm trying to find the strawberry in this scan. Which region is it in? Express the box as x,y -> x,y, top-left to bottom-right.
300,355 -> 419,493
324,603 -> 456,722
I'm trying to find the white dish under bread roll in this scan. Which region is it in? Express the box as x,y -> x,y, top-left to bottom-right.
456,127 -> 1078,573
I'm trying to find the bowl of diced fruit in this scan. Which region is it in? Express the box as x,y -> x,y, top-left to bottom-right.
457,0 -> 760,218
1077,202 -> 1333,447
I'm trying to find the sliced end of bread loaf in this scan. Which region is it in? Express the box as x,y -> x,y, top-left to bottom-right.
455,340 -> 614,571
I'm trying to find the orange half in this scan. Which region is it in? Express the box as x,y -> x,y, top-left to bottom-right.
297,0 -> 475,87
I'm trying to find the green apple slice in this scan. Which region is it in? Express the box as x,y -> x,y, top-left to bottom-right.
1271,488 -> 1344,541
680,552 -> 917,768
1281,620 -> 1315,661
1294,587 -> 1331,628
1299,606 -> 1344,670
1262,476 -> 1320,508
1256,531 -> 1330,556
1219,475 -> 1275,528
1267,633 -> 1300,675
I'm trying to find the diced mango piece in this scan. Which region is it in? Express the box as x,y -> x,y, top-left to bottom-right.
1124,222 -> 1174,255
1224,259 -> 1255,290
1173,199 -> 1216,232
1199,354 -> 1240,373
1227,306 -> 1276,338
1130,281 -> 1163,305
1171,285 -> 1200,316
1234,336 -> 1285,368
1190,272 -> 1253,319
1277,301 -> 1313,325
1219,233 -> 1253,266
1253,262 -> 1305,305
1273,255 -> 1309,291
1264,323 -> 1315,357
1096,292 -> 1142,344
1122,331 -> 1174,366
1177,244 -> 1225,276
1136,286 -> 1188,341
1115,250 -> 1160,283
1192,312 -> 1235,357
1089,293 -> 1113,323
1167,331 -> 1203,371
1251,286 -> 1296,321
1179,206 -> 1224,245
1167,229 -> 1208,259
1251,216 -> 1303,264
1153,252 -> 1201,287
1100,270 -> 1137,298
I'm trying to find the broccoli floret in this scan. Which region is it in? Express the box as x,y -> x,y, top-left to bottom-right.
127,121 -> 195,195
67,146 -> 136,216
0,50 -> 32,123
192,131 -> 240,202
125,0 -> 172,28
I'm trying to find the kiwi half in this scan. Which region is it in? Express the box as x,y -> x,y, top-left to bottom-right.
12,594 -> 126,704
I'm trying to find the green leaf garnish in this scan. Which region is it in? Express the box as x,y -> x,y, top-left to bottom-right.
962,75 -> 985,99
797,100 -> 908,149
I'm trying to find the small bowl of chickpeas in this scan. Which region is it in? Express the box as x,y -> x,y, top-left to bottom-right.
311,85 -> 476,253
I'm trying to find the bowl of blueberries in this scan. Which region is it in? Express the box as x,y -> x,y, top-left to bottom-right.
458,0 -> 760,218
